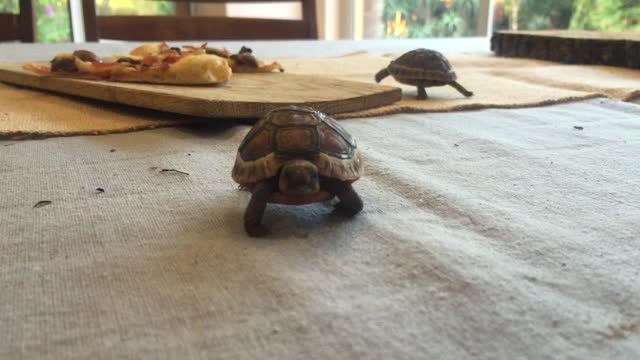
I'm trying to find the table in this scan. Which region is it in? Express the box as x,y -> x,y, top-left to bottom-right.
1,40 -> 639,359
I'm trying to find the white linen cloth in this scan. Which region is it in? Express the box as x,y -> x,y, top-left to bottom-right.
1,98 -> 639,359
1,40 -> 638,359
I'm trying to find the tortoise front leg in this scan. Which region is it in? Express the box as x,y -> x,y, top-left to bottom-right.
324,179 -> 363,216
244,180 -> 274,237
335,183 -> 363,216
416,82 -> 428,100
374,68 -> 390,83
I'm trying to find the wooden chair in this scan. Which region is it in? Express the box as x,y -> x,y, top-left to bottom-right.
81,0 -> 318,42
0,0 -> 36,42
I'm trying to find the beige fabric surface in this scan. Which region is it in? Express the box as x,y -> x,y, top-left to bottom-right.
323,53 -> 640,118
1,98 -> 639,359
0,83 -> 207,139
1,52 -> 640,138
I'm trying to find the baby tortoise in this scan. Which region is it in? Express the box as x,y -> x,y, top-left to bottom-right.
375,48 -> 473,100
232,106 -> 363,237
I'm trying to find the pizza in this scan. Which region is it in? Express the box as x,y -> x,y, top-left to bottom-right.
23,42 -> 284,85
205,45 -> 284,73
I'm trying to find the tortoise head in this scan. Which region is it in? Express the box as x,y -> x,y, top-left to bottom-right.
278,160 -> 320,196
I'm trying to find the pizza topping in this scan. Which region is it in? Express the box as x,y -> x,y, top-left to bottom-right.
51,54 -> 79,73
73,50 -> 100,63
162,54 -> 180,64
129,43 -> 170,57
24,42 -> 280,85
227,46 -> 284,73
230,47 -> 259,68
200,45 -> 284,73
117,57 -> 142,65
23,63 -> 51,75
91,61 -> 124,69
140,55 -> 158,65
238,46 -> 252,55
238,61 -> 285,73
205,47 -> 231,58
74,58 -> 98,73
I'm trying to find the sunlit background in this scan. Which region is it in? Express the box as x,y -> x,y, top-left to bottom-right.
0,0 -> 638,43
1,0 -> 73,42
383,0 -> 639,38
493,0 -> 640,32
383,0 -> 480,38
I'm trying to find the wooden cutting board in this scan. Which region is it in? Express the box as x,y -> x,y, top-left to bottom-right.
0,62 -> 402,118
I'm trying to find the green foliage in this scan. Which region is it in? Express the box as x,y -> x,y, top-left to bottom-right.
494,0 -> 640,31
95,0 -> 174,16
383,0 -> 479,38
0,0 -> 19,13
494,0 -> 574,30
0,0 -> 174,43
0,0 -> 72,42
522,0 -> 574,29
36,0 -> 71,43
570,0 -> 640,31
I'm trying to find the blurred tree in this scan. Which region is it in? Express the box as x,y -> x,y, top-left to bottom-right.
383,0 -> 479,38
494,0 -> 639,31
571,0 -> 640,31
522,0 -> 574,29
495,0 -> 574,30
452,0 -> 478,33
95,0 -> 174,15
436,11 -> 465,35
0,0 -> 175,43
0,0 -> 19,13
36,0 -> 71,43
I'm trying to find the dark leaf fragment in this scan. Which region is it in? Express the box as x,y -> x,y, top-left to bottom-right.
33,200 -> 52,208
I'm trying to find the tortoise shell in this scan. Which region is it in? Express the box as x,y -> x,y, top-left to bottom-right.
231,106 -> 362,185
387,48 -> 457,85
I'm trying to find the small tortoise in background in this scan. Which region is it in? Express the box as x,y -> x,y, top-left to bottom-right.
375,48 -> 474,100
232,106 -> 363,237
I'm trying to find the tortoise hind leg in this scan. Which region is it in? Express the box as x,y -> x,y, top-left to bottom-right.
450,81 -> 474,97
417,83 -> 428,100
244,181 -> 274,237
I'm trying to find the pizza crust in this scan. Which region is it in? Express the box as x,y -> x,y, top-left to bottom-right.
109,54 -> 232,85
129,43 -> 166,57
166,54 -> 232,84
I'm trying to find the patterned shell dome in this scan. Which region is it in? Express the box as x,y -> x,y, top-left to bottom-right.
388,48 -> 457,83
232,106 -> 362,185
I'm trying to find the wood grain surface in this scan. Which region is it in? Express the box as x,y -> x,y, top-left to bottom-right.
491,30 -> 640,69
0,62 -> 402,118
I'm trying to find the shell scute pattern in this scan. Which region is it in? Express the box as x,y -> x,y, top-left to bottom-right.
389,49 -> 456,83
232,106 -> 362,185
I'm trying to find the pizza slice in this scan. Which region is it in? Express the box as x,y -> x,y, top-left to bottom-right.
227,46 -> 284,73
183,44 -> 284,73
23,42 -> 232,85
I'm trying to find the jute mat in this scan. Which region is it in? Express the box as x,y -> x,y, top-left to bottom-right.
1,52 -> 639,139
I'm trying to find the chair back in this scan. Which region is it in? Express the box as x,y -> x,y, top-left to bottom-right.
0,0 -> 36,42
82,0 -> 318,41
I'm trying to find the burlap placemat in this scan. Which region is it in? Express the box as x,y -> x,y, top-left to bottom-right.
287,52 -> 640,118
1,52 -> 639,139
0,83 -> 211,139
